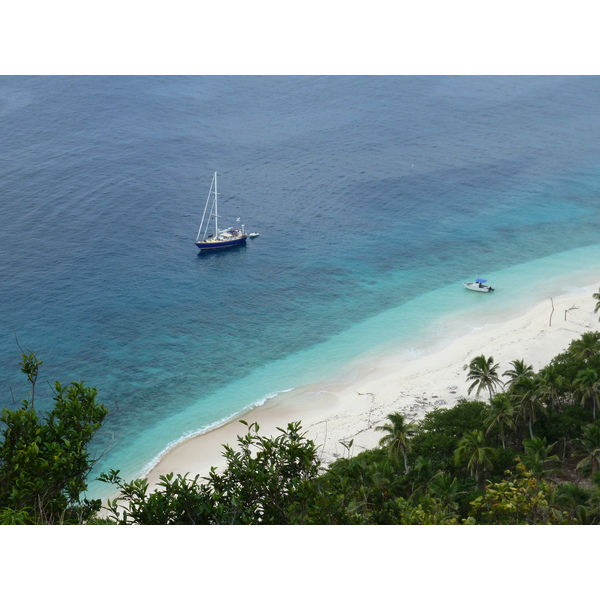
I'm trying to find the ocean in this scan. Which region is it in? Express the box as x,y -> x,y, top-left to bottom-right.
2,75 -> 600,498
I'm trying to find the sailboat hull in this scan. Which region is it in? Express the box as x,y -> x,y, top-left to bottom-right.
195,235 -> 247,250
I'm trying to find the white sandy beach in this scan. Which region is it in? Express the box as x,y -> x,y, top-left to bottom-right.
144,284 -> 600,488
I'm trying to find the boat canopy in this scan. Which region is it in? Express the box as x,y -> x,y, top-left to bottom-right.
475,278 -> 488,283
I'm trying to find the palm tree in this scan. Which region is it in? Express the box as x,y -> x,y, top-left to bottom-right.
453,429 -> 497,487
521,436 -> 561,479
568,332 -> 600,363
573,367 -> 600,421
464,355 -> 503,398
406,455 -> 437,496
375,412 -> 416,474
593,288 -> 600,321
536,366 -> 566,411
427,472 -> 462,512
575,424 -> 600,478
552,482 -> 591,524
512,376 -> 546,439
483,393 -> 516,449
503,358 -> 535,389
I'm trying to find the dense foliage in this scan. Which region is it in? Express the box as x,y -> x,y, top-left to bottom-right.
0,353 -> 107,524
3,295 -> 600,524
96,420 -> 320,524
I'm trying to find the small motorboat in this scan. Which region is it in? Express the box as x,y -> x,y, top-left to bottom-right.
464,278 -> 494,293
248,232 -> 259,238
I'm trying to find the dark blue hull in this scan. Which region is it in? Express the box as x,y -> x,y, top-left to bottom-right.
195,235 -> 247,250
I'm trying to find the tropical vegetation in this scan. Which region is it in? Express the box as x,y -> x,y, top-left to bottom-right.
3,295 -> 600,524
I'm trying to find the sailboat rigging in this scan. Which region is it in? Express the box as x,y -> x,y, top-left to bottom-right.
195,171 -> 248,250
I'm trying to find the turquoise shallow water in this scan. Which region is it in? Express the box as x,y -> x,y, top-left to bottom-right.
1,76 -> 600,499
95,243 -> 600,498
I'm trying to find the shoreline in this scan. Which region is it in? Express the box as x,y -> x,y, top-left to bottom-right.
142,282 -> 600,489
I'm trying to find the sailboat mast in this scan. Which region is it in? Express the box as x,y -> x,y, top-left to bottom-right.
214,171 -> 219,236
196,172 -> 214,242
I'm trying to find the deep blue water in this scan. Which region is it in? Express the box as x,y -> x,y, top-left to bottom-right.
2,76 -> 600,496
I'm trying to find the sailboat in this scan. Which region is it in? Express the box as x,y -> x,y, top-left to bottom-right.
195,171 -> 248,250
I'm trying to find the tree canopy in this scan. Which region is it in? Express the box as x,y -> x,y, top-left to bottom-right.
0,353 -> 108,524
